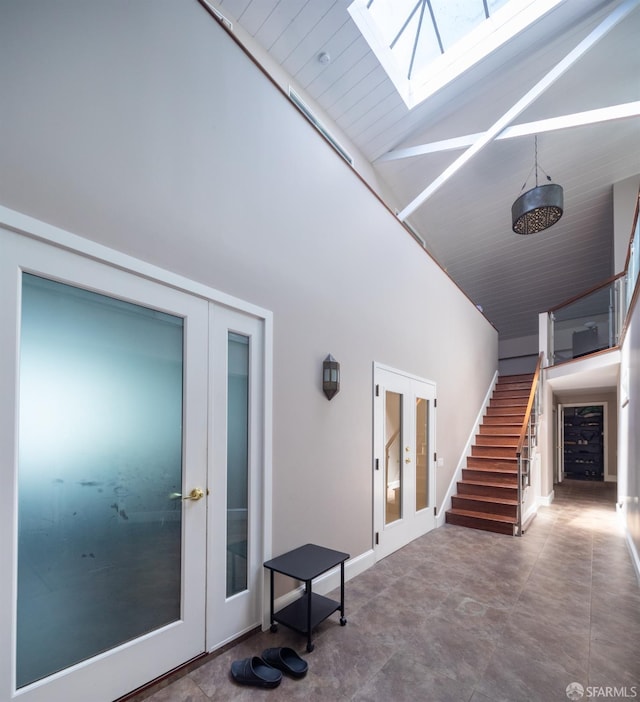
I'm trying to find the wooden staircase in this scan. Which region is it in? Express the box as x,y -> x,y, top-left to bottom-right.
445,373 -> 535,536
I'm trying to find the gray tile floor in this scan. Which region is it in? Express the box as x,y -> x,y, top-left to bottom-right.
138,480 -> 640,702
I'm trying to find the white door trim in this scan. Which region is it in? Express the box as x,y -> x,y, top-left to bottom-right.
0,205 -> 271,322
206,306 -> 267,651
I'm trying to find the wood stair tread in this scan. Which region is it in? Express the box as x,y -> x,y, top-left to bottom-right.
475,440 -> 519,446
460,479 -> 518,489
467,456 -> 517,471
446,507 -> 515,523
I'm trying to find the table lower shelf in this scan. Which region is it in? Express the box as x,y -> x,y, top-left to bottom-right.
272,592 -> 341,635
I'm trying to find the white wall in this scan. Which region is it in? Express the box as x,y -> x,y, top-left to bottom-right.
0,0 -> 498,561
620,301 -> 640,576
614,175 -> 640,273
498,334 -> 539,375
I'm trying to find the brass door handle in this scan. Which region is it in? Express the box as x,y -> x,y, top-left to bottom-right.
405,457 -> 411,463
169,488 -> 205,501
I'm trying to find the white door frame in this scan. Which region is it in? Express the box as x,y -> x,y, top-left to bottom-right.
206,305 -> 267,651
0,207 -> 273,701
373,363 -> 437,561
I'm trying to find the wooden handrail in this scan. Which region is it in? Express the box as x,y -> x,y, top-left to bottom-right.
622,192 -> 639,273
385,428 -> 400,457
547,273 -> 624,314
515,352 -> 544,458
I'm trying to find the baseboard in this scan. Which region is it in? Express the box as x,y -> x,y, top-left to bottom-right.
538,490 -> 554,507
522,503 -> 538,527
625,531 -> 640,586
261,548 -> 375,630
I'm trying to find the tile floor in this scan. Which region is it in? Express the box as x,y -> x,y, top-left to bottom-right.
135,480 -> 640,702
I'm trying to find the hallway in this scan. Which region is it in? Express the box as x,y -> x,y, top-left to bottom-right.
132,481 -> 640,702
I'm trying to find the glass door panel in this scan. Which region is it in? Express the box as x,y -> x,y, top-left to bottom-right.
227,333 -> 249,597
207,307 -> 265,651
385,391 -> 402,525
415,397 -> 429,511
17,274 -> 185,687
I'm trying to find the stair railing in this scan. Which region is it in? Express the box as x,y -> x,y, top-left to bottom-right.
515,352 -> 543,536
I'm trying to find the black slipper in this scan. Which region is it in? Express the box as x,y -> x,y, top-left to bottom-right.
230,656 -> 282,688
261,647 -> 308,678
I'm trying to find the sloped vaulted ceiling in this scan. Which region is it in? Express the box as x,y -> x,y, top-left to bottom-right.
212,0 -> 640,340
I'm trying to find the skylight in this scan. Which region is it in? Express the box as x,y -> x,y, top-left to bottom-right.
348,0 -> 564,109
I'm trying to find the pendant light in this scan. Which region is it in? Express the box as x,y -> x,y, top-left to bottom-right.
512,136 -> 563,235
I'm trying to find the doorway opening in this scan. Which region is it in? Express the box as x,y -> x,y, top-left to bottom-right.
561,404 -> 605,481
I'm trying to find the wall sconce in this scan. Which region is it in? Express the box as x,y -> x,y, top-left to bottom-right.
322,354 -> 340,400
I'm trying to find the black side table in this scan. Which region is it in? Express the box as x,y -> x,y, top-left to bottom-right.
263,543 -> 349,652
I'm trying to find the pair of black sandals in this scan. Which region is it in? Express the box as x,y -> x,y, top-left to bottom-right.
230,647 -> 308,688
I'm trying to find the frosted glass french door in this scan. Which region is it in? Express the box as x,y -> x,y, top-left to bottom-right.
0,232 -> 209,702
207,306 -> 265,650
373,365 -> 436,560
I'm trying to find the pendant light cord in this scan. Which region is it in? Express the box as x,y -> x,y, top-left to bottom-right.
518,135 -> 554,193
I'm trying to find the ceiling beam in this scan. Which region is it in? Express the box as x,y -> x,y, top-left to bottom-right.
378,102 -> 640,162
397,0 -> 640,221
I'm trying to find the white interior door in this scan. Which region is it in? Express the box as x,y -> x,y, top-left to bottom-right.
0,231 -> 209,702
374,365 -> 436,560
207,306 -> 265,650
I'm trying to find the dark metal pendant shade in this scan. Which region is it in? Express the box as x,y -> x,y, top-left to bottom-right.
512,183 -> 564,235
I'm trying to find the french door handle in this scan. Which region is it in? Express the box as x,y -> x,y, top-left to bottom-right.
405,457 -> 411,464
169,488 -> 205,501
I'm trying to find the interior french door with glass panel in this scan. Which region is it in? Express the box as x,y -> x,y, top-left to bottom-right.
207,305 -> 265,650
374,365 -> 436,560
0,232 -> 209,702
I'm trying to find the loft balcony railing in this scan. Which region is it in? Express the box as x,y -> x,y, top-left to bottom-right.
547,275 -> 624,365
546,201 -> 639,366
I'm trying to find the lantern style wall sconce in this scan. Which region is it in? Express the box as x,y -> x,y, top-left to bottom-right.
322,354 -> 340,400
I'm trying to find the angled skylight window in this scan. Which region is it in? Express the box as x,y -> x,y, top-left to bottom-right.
348,0 -> 564,109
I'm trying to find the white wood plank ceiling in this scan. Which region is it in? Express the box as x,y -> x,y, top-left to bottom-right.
212,0 -> 640,340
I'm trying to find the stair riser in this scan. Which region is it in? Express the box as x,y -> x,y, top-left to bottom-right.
490,398 -> 528,409
499,374 -> 534,384
475,435 -> 519,446
479,425 -> 521,436
451,496 -> 517,518
467,456 -> 517,470
472,445 -> 517,458
495,381 -> 533,391
492,390 -> 530,399
457,482 -> 518,500
482,415 -> 523,426
462,469 -> 518,485
486,407 -> 526,417
445,512 -> 514,535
